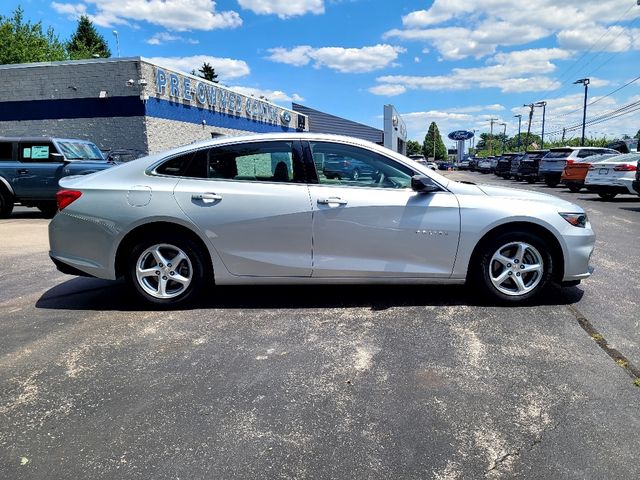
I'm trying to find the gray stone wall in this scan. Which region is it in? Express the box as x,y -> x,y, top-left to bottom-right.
0,117 -> 148,152
145,117 -> 251,154
0,58 -> 142,102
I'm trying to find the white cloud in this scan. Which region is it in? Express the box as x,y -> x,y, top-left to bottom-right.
52,0 -> 242,31
368,84 -> 407,96
146,32 -> 199,45
267,44 -> 406,73
558,25 -> 640,52
237,0 -> 324,18
372,48 -> 573,94
227,86 -> 304,104
387,0 -> 640,60
145,55 -> 250,80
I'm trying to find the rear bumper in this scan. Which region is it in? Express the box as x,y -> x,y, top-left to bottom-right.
584,184 -> 628,194
632,180 -> 640,195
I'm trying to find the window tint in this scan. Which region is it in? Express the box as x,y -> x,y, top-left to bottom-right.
155,141 -> 302,183
19,142 -> 59,162
545,150 -> 572,159
0,142 -> 12,160
310,142 -> 414,189
577,150 -> 594,158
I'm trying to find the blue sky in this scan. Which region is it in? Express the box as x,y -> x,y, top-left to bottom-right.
4,0 -> 640,146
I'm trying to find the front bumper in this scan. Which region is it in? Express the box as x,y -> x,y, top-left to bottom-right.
561,227 -> 596,282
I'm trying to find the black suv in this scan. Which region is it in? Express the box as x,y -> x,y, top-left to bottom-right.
0,137 -> 112,217
495,153 -> 525,179
517,150 -> 549,183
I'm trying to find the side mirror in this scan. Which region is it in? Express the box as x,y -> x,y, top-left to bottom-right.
411,175 -> 440,193
51,153 -> 66,162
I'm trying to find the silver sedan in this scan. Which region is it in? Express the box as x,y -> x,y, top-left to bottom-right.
49,133 -> 595,306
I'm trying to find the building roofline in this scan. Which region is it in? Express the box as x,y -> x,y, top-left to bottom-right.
0,57 -> 142,70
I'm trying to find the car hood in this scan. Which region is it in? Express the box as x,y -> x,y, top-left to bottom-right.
449,182 -> 583,211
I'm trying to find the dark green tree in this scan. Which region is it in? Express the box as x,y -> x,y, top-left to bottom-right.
422,122 -> 447,160
198,62 -> 218,82
635,129 -> 640,139
406,140 -> 422,156
0,6 -> 67,64
67,15 -> 111,59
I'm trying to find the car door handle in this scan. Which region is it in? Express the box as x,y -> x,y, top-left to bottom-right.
317,197 -> 348,206
192,193 -> 222,201
17,169 -> 29,174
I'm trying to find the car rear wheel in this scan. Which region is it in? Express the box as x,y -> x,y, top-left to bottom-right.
473,231 -> 553,304
598,192 -> 617,200
36,202 -> 58,218
0,189 -> 14,218
568,184 -> 582,193
126,235 -> 207,306
526,177 -> 536,184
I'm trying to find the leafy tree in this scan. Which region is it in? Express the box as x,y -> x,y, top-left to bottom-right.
422,122 -> 447,161
67,15 -> 111,59
406,140 -> 422,156
198,62 -> 218,82
635,129 -> 640,139
0,6 -> 67,64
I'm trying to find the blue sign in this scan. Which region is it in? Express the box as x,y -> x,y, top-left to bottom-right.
448,130 -> 474,141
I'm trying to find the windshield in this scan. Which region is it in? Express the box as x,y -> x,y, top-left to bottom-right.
56,141 -> 105,161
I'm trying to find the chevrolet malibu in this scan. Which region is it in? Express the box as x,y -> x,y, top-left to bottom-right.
49,133 -> 595,306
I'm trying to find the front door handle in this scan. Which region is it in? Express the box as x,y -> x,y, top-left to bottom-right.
317,197 -> 348,206
192,193 -> 222,201
17,169 -> 29,175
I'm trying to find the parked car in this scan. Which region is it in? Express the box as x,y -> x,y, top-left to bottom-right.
49,133 -> 594,306
106,148 -> 146,164
507,152 -> 527,180
584,152 -> 640,199
476,157 -> 493,174
560,153 -> 619,193
437,161 -> 454,170
495,153 -> 525,179
0,136 -> 112,218
538,147 -> 618,187
322,153 -> 376,180
425,161 -> 438,171
468,157 -> 479,171
458,159 -> 470,170
517,150 -> 549,183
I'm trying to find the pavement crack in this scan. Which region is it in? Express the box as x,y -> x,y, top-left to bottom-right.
567,304 -> 640,384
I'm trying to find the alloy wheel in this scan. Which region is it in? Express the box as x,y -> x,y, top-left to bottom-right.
135,243 -> 193,299
488,241 -> 544,296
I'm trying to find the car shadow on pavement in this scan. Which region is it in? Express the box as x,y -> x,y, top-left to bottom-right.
35,276 -> 584,311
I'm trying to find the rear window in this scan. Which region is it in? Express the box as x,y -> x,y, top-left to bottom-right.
545,151 -> 572,159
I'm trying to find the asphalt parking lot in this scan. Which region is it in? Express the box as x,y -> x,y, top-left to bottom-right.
1,175 -> 639,479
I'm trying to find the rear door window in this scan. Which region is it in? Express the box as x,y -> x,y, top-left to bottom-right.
19,142 -> 59,163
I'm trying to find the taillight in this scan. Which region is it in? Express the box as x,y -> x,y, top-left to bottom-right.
613,164 -> 637,172
588,165 -> 595,171
566,159 -> 574,164
56,189 -> 82,210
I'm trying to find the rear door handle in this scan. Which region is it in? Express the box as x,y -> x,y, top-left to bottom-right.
17,169 -> 29,174
317,197 -> 347,206
192,193 -> 222,201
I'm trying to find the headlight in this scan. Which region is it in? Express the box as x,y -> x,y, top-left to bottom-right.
559,212 -> 587,228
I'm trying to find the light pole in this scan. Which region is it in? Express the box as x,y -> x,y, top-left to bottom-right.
499,123 -> 507,154
514,114 -> 522,150
574,78 -> 590,146
112,30 -> 121,57
534,101 -> 547,149
489,118 -> 498,156
523,104 -> 535,152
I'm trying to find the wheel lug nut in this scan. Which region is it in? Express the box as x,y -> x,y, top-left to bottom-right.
507,263 -> 511,267
516,273 -> 520,277
520,265 -> 525,269
159,263 -> 164,267
155,270 -> 160,275
508,272 -> 513,276
162,276 -> 167,280
170,271 -> 175,276
168,263 -> 172,267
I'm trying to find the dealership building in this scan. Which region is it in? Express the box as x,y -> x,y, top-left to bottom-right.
0,57 -> 406,155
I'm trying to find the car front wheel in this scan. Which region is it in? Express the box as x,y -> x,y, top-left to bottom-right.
0,189 -> 14,218
473,231 -> 553,304
126,235 -> 207,306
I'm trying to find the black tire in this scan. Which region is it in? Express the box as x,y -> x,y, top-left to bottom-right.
598,192 -> 617,200
544,178 -> 559,188
351,168 -> 360,181
526,177 -> 536,184
503,174 -> 511,180
568,184 -> 582,193
471,231 -> 553,304
126,234 -> 207,306
325,174 -> 335,180
0,189 -> 14,218
37,202 -> 58,218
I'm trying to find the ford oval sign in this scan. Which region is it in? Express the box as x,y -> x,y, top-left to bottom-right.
448,130 -> 474,141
